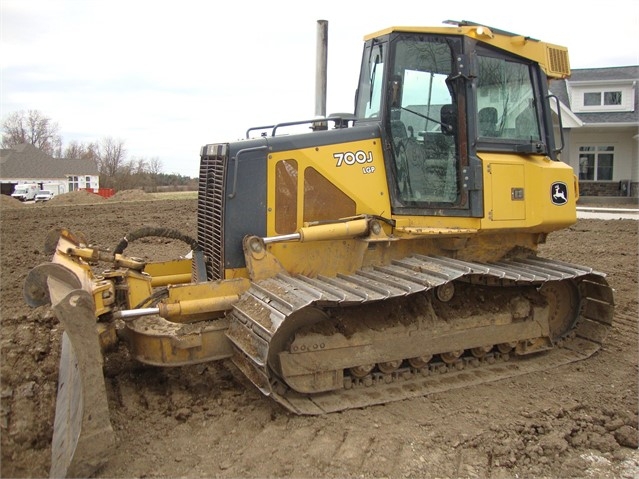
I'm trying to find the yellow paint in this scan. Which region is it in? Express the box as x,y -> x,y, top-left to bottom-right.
299,218 -> 369,242
124,316 -> 233,367
159,296 -> 239,321
479,153 -> 577,232
262,137 -> 576,278
144,259 -> 192,286
267,139 -> 391,237
488,163 -> 526,221
162,278 -> 250,322
123,271 -> 153,309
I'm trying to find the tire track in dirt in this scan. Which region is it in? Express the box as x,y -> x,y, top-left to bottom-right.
607,311 -> 638,353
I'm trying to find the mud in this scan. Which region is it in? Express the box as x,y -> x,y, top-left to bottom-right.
1,197 -> 637,478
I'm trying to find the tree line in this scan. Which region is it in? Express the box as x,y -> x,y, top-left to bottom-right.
1,110 -> 196,190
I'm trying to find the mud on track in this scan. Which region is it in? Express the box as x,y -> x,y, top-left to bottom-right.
1,197 -> 637,478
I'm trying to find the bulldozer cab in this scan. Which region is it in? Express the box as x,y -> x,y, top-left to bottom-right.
354,25 -> 565,218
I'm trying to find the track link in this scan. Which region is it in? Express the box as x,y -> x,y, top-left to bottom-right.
226,255 -> 613,414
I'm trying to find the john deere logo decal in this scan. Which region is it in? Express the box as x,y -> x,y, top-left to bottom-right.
551,182 -> 568,205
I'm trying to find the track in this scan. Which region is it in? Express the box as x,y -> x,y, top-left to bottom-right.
226,255 -> 614,414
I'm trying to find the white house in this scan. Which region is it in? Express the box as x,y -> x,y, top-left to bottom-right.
0,143 -> 99,196
550,66 -> 639,198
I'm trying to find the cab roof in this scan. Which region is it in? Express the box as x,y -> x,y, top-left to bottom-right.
363,21 -> 570,78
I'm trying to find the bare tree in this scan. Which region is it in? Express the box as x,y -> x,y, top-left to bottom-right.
148,157 -> 163,176
96,137 -> 126,178
131,157 -> 148,175
64,140 -> 99,161
1,110 -> 62,155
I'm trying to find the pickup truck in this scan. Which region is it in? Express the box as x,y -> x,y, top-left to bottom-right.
34,190 -> 55,202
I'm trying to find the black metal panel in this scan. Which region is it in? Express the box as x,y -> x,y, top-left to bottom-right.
223,141 -> 269,272
197,139 -> 270,279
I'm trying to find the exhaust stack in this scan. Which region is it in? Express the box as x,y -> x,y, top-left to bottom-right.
313,20 -> 328,130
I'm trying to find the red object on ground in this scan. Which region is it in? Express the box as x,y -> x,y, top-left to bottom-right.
84,188 -> 115,198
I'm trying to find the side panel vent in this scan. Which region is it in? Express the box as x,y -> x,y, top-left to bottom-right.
197,144 -> 228,281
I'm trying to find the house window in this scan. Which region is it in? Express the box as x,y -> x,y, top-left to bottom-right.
578,146 -> 614,180
85,176 -> 91,188
583,92 -> 600,106
571,82 -> 633,113
604,91 -> 622,105
583,91 -> 622,107
68,176 -> 79,191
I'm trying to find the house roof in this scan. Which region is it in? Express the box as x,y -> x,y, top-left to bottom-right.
0,143 -> 99,179
567,65 -> 639,82
549,66 -> 639,125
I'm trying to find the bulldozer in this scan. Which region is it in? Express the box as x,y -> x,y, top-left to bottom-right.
24,20 -> 614,478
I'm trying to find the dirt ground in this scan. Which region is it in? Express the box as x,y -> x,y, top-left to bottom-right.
1,194 -> 638,478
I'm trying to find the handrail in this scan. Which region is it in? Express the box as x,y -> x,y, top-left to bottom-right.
245,115 -> 356,138
548,94 -> 565,155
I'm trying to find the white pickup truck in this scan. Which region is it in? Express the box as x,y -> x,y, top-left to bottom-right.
35,190 -> 55,202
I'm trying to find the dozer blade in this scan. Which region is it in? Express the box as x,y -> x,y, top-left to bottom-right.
23,262 -> 82,308
27,264 -> 115,478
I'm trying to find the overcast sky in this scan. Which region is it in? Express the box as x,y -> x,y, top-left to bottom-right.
2,0 -> 638,177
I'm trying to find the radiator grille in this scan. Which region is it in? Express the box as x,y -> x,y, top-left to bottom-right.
197,144 -> 228,281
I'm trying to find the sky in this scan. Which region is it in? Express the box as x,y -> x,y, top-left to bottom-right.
2,0 -> 638,178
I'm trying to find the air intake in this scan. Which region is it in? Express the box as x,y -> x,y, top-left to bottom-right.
546,46 -> 570,78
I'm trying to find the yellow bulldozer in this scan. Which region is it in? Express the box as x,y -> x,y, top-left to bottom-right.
24,20 -> 614,478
